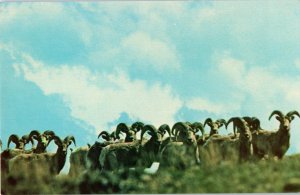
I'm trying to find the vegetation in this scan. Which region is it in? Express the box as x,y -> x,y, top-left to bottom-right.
2,153 -> 300,194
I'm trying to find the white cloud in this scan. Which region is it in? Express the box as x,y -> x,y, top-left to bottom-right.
185,97 -> 233,115
14,54 -> 182,134
121,31 -> 181,71
215,53 -> 246,85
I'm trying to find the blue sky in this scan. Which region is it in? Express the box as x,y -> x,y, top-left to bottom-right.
1,1 -> 300,172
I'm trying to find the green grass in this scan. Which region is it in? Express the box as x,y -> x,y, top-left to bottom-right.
2,154 -> 300,194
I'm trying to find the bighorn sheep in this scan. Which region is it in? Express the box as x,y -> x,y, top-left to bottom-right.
1,134 -> 34,173
99,124 -> 165,171
9,135 -> 76,175
98,131 -> 115,142
99,139 -> 141,171
69,144 -> 91,176
252,110 -> 300,159
158,124 -> 174,140
160,122 -> 200,168
200,117 -> 253,165
139,124 -> 164,167
29,130 -> 55,153
242,116 -> 261,133
115,123 -> 137,142
7,134 -> 34,150
86,129 -> 125,171
203,118 -> 227,136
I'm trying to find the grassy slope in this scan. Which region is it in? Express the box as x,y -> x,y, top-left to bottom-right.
2,154 -> 300,194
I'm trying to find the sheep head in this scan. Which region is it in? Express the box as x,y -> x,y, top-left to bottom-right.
243,116 -> 261,132
158,124 -> 171,137
226,117 -> 252,142
29,130 -> 55,152
116,123 -> 136,142
141,124 -> 163,142
98,131 -> 111,141
7,134 -> 21,149
21,134 -> 34,147
204,118 -> 226,136
269,110 -> 300,131
172,122 -> 197,145
226,117 -> 253,158
131,121 -> 144,133
53,135 -> 76,153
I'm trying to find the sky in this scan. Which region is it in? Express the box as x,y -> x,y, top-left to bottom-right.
1,1 -> 300,173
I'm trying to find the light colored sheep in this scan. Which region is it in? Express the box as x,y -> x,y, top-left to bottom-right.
251,110 -> 300,159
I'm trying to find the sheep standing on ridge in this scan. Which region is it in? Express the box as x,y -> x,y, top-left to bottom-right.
160,122 -> 200,168
29,130 -> 56,153
203,118 -> 227,137
68,144 -> 91,177
199,117 -> 253,165
9,135 -> 76,175
251,110 -> 300,159
1,134 -> 34,174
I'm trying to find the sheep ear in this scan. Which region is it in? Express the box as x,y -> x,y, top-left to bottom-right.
290,116 -> 295,121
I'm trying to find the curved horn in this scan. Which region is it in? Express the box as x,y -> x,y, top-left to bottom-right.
252,117 -> 261,129
242,116 -> 252,125
286,110 -> 300,119
98,131 -> 110,141
172,122 -> 189,138
216,119 -> 226,126
158,124 -> 171,136
21,134 -> 34,146
131,122 -> 144,132
203,118 -> 213,128
191,122 -> 204,134
52,136 -> 63,147
64,136 -> 76,146
7,134 -> 20,149
269,110 -> 284,120
116,123 -> 129,138
43,130 -> 55,137
110,131 -> 117,140
226,117 -> 244,134
29,130 -> 41,141
141,124 -> 158,139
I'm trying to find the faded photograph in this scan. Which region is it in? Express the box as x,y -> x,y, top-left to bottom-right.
1,1 -> 300,194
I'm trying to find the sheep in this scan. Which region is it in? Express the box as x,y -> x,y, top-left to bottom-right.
158,124 -> 176,140
115,123 -> 137,142
131,121 -> 145,133
9,135 -> 76,175
86,129 -> 127,171
160,122 -> 201,168
203,118 -> 227,137
29,130 -> 56,153
251,110 -> 300,159
98,131 -> 115,141
199,117 -> 253,165
1,134 -> 34,174
7,134 -> 34,150
68,144 -> 91,177
242,116 -> 262,133
69,128 -> 128,175
99,139 -> 141,171
139,124 -> 164,167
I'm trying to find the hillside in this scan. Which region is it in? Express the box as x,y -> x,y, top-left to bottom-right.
2,154 -> 300,194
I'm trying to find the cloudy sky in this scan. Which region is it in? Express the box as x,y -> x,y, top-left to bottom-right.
1,1 -> 300,169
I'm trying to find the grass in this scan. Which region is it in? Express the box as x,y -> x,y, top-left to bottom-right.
2,153 -> 300,194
